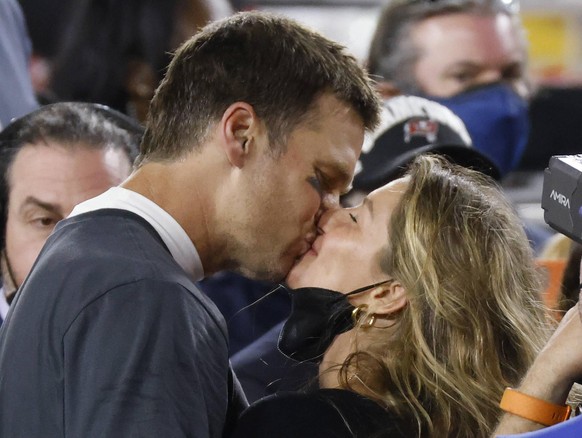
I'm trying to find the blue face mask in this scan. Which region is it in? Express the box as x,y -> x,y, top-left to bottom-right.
424,83 -> 529,176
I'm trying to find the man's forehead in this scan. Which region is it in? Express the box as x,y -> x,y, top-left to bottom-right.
287,92 -> 365,180
315,139 -> 362,192
8,142 -> 127,192
414,12 -> 524,52
9,143 -> 68,180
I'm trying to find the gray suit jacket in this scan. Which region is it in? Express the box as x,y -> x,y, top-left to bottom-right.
0,209 -> 246,437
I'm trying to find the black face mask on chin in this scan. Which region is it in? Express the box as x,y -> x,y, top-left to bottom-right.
277,280 -> 390,363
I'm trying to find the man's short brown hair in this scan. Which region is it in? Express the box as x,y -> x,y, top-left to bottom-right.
140,11 -> 380,163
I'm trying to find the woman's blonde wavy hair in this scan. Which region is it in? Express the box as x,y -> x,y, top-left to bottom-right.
337,155 -> 552,437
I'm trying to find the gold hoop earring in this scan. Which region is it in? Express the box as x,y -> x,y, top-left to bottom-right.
351,304 -> 366,325
363,314 -> 376,329
351,305 -> 376,329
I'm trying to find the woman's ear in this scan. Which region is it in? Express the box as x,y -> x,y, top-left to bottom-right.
366,280 -> 408,316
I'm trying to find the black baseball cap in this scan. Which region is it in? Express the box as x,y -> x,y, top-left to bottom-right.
352,95 -> 500,192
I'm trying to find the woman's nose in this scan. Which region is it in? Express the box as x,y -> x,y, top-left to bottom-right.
317,206 -> 348,231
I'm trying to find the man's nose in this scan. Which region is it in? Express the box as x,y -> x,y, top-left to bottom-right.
315,192 -> 341,224
322,192 -> 340,210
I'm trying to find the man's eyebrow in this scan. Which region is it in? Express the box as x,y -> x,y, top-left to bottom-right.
20,196 -> 62,216
341,182 -> 353,196
321,161 -> 353,191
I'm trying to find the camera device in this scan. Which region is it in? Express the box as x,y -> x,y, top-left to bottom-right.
542,155 -> 582,244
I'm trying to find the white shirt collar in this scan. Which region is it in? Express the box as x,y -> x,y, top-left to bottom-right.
0,287 -> 9,320
70,187 -> 204,281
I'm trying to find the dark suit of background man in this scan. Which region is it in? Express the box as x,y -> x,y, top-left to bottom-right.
0,0 -> 38,127
0,12 -> 381,438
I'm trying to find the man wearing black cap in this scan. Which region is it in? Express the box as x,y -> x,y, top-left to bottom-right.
350,94 -> 499,196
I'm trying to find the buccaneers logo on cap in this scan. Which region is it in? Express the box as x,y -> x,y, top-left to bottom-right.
404,118 -> 439,143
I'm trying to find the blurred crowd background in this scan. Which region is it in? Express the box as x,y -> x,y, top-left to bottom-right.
10,0 -> 582,315
15,0 -> 582,223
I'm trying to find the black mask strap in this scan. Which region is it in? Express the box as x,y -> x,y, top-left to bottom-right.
344,279 -> 392,298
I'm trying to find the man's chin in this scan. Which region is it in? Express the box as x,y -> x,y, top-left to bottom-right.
235,262 -> 288,283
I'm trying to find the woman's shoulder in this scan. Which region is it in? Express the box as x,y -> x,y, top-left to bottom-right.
230,388 -> 413,438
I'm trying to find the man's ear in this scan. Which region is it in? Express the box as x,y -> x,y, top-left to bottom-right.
375,81 -> 402,99
220,102 -> 258,168
367,280 -> 408,316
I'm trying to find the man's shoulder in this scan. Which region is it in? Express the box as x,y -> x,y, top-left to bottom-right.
46,209 -> 172,276
13,208 -> 226,337
56,208 -> 164,247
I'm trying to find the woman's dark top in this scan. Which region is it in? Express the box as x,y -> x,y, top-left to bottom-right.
230,388 -> 413,438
